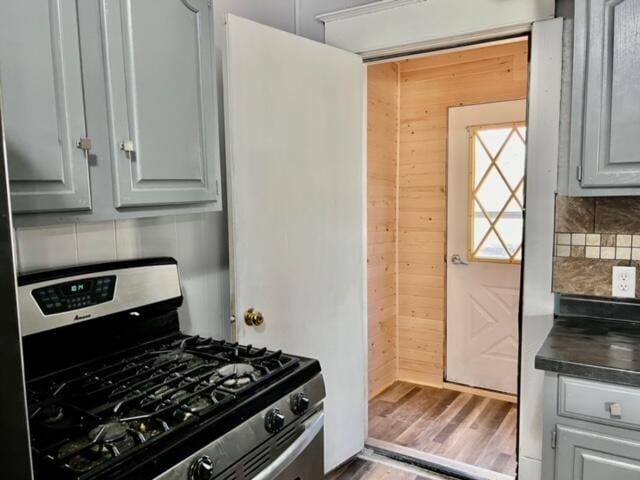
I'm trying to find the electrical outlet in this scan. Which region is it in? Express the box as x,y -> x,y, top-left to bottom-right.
612,266 -> 636,298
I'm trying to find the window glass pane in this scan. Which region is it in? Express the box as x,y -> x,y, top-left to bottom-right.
476,230 -> 507,259
496,131 -> 526,189
477,127 -> 511,157
495,199 -> 523,255
514,247 -> 522,261
517,126 -> 527,140
516,183 -> 524,205
473,202 -> 491,252
470,123 -> 526,263
475,167 -> 509,221
474,137 -> 491,187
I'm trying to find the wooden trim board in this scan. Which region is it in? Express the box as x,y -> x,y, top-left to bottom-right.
443,381 -> 517,404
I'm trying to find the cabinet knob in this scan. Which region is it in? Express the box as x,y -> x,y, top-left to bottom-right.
120,140 -> 135,153
76,137 -> 93,151
608,402 -> 622,417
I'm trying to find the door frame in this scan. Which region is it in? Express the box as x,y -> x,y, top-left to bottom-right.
355,18 -> 562,480
226,13 -> 561,478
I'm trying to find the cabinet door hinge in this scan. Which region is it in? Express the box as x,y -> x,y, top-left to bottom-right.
576,165 -> 583,182
551,429 -> 557,450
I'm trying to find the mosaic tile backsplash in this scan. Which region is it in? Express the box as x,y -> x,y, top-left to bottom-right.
553,196 -> 640,298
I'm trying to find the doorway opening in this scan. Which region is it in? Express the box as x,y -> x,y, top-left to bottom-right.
366,38 -> 528,480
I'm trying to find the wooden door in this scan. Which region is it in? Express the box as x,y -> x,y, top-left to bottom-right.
572,0 -> 640,189
446,100 -> 526,395
101,0 -> 221,208
0,0 -> 91,213
225,15 -> 366,472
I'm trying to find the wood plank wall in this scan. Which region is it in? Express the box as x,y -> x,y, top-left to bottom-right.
367,63 -> 399,398
396,41 -> 529,386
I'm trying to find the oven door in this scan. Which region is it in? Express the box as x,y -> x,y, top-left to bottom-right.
252,412 -> 324,480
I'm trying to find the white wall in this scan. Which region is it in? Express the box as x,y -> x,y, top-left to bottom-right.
14,215 -> 230,337
13,0 -> 367,339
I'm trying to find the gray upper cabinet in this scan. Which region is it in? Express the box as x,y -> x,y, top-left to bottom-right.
0,0 -> 91,213
101,0 -> 220,208
556,425 -> 640,479
0,0 -> 221,224
566,0 -> 640,195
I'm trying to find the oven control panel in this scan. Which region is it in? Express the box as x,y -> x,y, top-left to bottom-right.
31,276 -> 116,315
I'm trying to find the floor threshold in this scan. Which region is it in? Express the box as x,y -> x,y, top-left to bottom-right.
342,449 -> 458,480
365,438 -> 515,480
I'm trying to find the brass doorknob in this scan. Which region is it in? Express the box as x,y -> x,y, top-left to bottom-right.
244,308 -> 264,326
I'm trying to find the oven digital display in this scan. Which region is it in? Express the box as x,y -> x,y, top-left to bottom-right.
32,275 -> 116,315
61,280 -> 92,296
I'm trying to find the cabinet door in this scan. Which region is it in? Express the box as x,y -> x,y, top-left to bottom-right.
100,0 -> 220,208
571,0 -> 640,189
0,0 -> 91,213
556,425 -> 640,479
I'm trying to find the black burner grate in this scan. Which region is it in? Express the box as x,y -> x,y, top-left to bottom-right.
27,336 -> 298,479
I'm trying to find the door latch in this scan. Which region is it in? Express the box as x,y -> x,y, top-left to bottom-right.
244,308 -> 264,327
450,254 -> 469,265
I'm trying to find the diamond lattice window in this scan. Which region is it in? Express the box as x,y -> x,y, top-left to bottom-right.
469,123 -> 526,263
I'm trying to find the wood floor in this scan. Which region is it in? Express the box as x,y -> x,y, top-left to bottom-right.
368,382 -> 517,476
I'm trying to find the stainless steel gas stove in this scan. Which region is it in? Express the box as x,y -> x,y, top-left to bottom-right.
19,258 -> 325,480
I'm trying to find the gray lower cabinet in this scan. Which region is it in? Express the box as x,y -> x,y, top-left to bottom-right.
101,0 -> 220,208
543,374 -> 640,479
561,0 -> 640,195
0,0 -> 91,213
556,425 -> 640,479
0,0 -> 221,222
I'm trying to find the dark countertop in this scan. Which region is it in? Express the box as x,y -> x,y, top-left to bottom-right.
535,315 -> 640,387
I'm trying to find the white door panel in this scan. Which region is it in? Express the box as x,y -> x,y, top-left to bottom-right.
225,15 -> 366,472
446,100 -> 525,395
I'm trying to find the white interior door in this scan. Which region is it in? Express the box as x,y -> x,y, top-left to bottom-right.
225,15 -> 366,472
446,100 -> 526,395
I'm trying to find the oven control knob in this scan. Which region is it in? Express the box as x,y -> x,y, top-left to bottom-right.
189,455 -> 214,480
290,393 -> 310,415
265,408 -> 286,433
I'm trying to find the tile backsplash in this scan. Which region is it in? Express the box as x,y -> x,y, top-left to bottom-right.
553,196 -> 640,297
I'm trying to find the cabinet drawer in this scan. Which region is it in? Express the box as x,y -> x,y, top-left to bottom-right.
559,376 -> 640,430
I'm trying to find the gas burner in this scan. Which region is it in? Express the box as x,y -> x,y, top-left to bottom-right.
213,363 -> 256,389
58,425 -> 138,474
89,422 -> 128,444
33,404 -> 65,424
153,350 -> 196,366
185,395 -> 211,412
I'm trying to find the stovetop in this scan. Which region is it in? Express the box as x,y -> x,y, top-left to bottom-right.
27,334 -> 309,479
19,258 -> 322,480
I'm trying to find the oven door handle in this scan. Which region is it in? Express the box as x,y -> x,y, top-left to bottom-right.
252,411 -> 324,480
